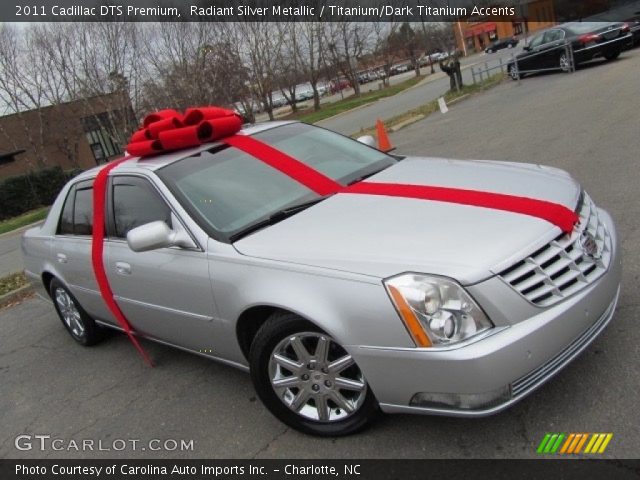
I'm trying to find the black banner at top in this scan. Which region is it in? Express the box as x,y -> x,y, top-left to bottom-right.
4,0 -> 640,22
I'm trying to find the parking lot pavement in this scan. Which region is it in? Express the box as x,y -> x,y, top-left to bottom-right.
1,49 -> 639,459
0,229 -> 26,278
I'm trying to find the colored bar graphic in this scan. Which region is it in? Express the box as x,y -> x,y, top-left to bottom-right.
560,433 -> 575,454
537,433 -> 613,454
574,433 -> 588,453
598,434 -> 613,453
537,434 -> 552,454
550,434 -> 565,453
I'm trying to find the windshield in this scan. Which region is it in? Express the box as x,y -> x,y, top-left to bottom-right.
158,123 -> 395,241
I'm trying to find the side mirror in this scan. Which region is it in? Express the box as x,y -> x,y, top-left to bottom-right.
126,219 -> 197,252
523,45 -> 531,51
356,135 -> 376,148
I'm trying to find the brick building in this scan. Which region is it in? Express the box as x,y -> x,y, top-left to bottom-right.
454,0 -> 558,54
0,92 -> 135,180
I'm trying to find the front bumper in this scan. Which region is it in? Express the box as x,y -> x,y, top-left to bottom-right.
352,209 -> 622,416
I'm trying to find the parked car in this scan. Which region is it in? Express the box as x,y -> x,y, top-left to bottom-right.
23,120 -> 621,436
329,78 -> 351,93
507,21 -> 632,80
485,37 -> 519,53
390,63 -> 410,75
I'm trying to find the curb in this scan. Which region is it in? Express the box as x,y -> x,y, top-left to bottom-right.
446,94 -> 470,106
390,115 -> 426,132
0,283 -> 34,309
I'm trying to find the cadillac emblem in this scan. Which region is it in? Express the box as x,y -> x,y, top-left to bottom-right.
579,231 -> 601,259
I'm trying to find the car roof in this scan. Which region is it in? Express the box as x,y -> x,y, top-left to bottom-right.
73,120 -> 296,181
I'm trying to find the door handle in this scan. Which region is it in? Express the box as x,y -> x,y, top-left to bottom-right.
115,262 -> 132,275
56,253 -> 67,264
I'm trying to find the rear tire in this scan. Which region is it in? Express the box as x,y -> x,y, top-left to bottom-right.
50,278 -> 103,346
604,49 -> 621,60
249,312 -> 379,436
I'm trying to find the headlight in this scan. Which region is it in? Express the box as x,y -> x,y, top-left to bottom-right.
384,273 -> 493,347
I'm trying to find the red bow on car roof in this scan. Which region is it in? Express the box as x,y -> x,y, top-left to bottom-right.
126,107 -> 242,157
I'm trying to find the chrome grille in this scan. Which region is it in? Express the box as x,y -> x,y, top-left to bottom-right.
499,193 -> 611,307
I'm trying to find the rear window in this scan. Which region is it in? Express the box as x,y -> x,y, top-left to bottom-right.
57,185 -> 94,236
73,188 -> 93,235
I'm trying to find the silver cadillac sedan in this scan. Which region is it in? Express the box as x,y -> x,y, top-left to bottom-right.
22,121 -> 621,436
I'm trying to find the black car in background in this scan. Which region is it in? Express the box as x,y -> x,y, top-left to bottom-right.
484,37 -> 519,53
507,21 -> 632,80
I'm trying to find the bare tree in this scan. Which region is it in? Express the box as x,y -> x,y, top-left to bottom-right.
235,22 -> 286,121
296,22 -> 328,111
324,22 -> 373,97
371,22 -> 402,87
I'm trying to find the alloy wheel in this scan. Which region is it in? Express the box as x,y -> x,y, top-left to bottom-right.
55,288 -> 85,337
268,332 -> 367,422
559,54 -> 571,72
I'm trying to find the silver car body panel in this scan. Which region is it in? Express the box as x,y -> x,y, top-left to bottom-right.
21,122 -> 621,416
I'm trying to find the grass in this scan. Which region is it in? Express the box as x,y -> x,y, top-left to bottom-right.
353,73 -> 506,138
0,206 -> 48,235
0,272 -> 28,297
283,74 -> 426,124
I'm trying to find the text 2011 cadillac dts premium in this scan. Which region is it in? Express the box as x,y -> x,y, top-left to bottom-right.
22,119 -> 621,436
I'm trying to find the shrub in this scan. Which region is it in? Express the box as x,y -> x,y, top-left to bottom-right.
0,167 -> 82,221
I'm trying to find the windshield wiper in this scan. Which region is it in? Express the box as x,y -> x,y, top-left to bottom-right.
229,197 -> 329,242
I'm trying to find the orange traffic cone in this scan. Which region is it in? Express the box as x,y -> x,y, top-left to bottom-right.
376,119 -> 393,152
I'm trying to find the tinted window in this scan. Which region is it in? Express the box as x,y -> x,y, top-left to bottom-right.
57,187 -> 75,235
528,33 -> 545,48
543,30 -> 564,43
112,177 -> 172,238
73,188 -> 93,236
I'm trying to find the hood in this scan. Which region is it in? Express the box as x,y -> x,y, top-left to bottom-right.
233,157 -> 581,284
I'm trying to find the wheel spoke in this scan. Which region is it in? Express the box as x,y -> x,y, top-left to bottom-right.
334,376 -> 366,392
272,376 -> 301,390
290,389 -> 310,411
273,354 -> 302,374
327,390 -> 354,413
328,354 -> 354,373
314,336 -> 329,363
316,394 -> 330,421
290,336 -> 311,364
72,313 -> 84,334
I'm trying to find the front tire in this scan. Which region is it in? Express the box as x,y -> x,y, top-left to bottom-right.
50,278 -> 103,346
249,312 -> 379,436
